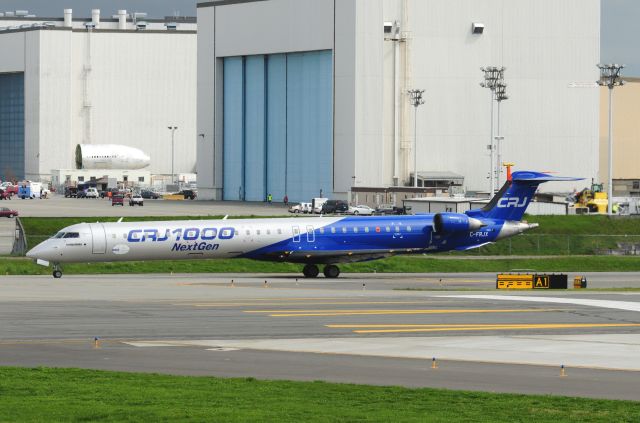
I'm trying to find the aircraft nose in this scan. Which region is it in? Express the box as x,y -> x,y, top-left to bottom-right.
26,240 -> 58,261
26,245 -> 41,259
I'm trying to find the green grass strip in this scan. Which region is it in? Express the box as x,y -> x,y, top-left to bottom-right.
2,256 -> 640,276
0,367 -> 637,422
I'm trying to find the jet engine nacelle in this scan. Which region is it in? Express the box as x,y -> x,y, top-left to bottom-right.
433,213 -> 484,234
75,144 -> 151,170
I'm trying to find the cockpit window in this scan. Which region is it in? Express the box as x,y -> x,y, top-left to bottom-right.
63,232 -> 80,238
54,232 -> 65,238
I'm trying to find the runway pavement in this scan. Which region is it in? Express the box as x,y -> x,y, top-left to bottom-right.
1,272 -> 640,400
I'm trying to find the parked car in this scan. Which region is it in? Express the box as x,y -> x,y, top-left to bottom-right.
375,204 -> 395,215
76,190 -> 87,199
348,205 -> 374,215
375,204 -> 412,215
0,189 -> 11,200
85,187 -> 99,198
321,200 -> 349,214
111,195 -> 124,206
129,194 -> 144,206
140,190 -> 160,199
179,189 -> 197,200
288,203 -> 303,213
0,183 -> 18,197
0,207 -> 18,218
64,187 -> 78,198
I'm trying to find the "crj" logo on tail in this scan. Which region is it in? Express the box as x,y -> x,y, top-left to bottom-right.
497,197 -> 528,208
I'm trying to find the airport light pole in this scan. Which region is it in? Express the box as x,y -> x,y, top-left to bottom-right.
597,64 -> 624,215
480,66 -> 505,194
495,81 -> 508,187
168,126 -> 178,185
408,89 -> 425,188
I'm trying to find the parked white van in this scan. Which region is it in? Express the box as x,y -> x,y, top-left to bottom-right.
85,188 -> 99,198
311,198 -> 328,214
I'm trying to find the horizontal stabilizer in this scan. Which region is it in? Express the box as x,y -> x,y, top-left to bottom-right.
511,171 -> 583,183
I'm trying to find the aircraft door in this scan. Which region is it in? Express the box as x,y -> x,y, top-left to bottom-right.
292,226 -> 300,243
306,225 -> 315,242
90,223 -> 107,254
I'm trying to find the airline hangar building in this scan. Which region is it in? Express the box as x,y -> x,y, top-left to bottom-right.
0,9 -> 197,182
197,0 -> 600,202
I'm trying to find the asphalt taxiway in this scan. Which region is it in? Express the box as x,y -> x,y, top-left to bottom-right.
1,272 -> 640,400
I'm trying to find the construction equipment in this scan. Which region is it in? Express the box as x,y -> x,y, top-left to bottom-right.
571,183 -> 608,214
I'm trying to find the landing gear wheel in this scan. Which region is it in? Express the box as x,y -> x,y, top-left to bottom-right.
323,264 -> 340,278
302,264 -> 319,278
52,263 -> 62,279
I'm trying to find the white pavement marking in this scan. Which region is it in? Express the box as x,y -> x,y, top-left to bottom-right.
442,295 -> 640,313
124,334 -> 640,371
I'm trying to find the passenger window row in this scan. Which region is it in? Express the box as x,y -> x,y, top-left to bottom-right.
319,225 -> 413,234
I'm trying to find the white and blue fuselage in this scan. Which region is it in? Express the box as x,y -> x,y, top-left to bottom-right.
26,172 -> 580,278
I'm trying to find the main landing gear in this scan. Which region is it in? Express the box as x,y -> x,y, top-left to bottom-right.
52,263 -> 63,279
302,264 -> 340,279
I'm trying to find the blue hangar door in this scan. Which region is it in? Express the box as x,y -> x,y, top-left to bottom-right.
222,51 -> 333,202
0,72 -> 25,181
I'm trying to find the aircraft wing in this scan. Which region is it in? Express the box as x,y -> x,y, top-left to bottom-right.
250,248 -> 424,264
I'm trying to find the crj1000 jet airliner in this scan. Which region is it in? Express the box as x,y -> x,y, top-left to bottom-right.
27,172 -> 579,279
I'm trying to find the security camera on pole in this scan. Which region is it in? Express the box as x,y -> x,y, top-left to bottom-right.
408,89 -> 425,188
480,66 -> 505,194
597,63 -> 624,215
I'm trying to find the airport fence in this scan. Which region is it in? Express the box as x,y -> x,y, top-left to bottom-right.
17,233 -> 640,257
469,234 -> 640,256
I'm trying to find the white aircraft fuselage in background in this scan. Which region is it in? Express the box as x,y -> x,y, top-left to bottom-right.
77,144 -> 151,170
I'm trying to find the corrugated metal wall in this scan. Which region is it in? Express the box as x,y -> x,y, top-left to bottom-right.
222,50 -> 333,202
0,72 -> 24,180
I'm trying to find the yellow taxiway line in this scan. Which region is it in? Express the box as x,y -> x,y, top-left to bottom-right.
245,308 -> 565,317
323,323 -> 640,334
188,301 -> 437,307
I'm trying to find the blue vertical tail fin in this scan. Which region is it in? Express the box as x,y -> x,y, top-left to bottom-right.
467,171 -> 582,221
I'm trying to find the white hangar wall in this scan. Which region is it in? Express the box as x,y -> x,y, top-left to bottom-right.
403,0 -> 600,193
0,26 -> 197,181
197,0 -> 600,201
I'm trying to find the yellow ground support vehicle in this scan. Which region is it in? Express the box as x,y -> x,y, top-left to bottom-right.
572,183 -> 608,214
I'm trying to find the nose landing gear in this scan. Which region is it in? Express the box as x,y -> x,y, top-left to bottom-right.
52,263 -> 63,279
